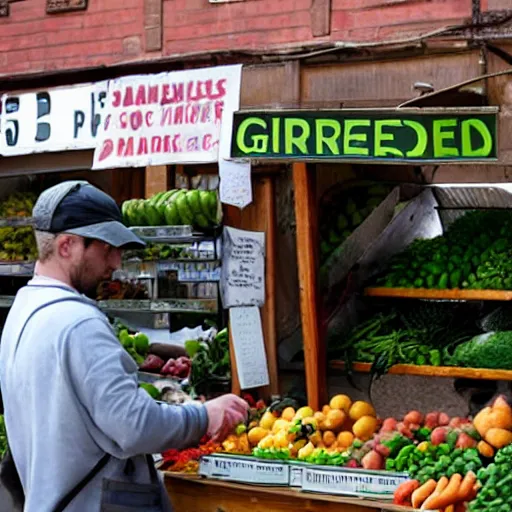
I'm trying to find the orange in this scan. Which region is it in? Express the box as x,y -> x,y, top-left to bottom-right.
349,401 -> 376,421
329,395 -> 352,413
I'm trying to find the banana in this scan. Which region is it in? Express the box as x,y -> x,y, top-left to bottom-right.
143,201 -> 163,226
176,191 -> 194,226
164,201 -> 182,226
186,190 -> 201,216
156,190 -> 178,208
149,191 -> 166,207
198,191 -> 212,219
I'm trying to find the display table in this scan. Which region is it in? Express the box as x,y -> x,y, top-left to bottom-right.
164,473 -> 409,512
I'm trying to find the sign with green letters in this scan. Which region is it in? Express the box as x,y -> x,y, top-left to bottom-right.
230,109 -> 498,163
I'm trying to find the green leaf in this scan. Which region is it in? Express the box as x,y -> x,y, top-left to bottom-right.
185,339 -> 203,358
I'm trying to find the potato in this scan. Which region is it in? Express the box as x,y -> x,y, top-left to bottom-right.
361,450 -> 384,470
403,411 -> 423,426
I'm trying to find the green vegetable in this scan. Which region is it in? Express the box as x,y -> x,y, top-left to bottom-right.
452,331 -> 512,370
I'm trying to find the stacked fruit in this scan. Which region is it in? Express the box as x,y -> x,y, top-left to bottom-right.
0,192 -> 36,217
122,189 -> 220,230
117,329 -> 150,366
319,183 -> 392,263
243,395 -> 381,464
0,192 -> 38,262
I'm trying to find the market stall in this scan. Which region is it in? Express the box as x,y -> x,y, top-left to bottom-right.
158,90 -> 512,512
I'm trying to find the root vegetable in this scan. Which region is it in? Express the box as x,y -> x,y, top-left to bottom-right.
431,427 -> 448,445
485,427 -> 512,448
432,473 -> 462,510
421,476 -> 449,510
361,450 -> 383,470
473,406 -> 493,437
455,432 -> 477,449
439,413 -> 450,426
425,412 -> 440,429
411,479 -> 437,509
457,471 -> 476,502
140,354 -> 165,372
375,443 -> 390,457
393,479 -> 420,506
404,411 -> 423,426
477,440 -> 494,458
380,418 -> 398,433
397,422 -> 414,439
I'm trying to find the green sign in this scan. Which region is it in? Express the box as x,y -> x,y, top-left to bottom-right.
231,109 -> 498,163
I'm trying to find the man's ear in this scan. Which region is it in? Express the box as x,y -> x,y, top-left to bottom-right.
56,234 -> 77,258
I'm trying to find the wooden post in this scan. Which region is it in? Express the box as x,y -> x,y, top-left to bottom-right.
145,165 -> 169,198
224,175 -> 279,399
292,162 -> 325,411
229,328 -> 241,396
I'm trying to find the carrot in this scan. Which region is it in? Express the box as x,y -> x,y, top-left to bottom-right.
444,506 -> 455,512
424,474 -> 463,510
454,503 -> 466,512
457,471 -> 477,502
393,479 -> 420,506
412,479 -> 437,509
421,476 -> 449,510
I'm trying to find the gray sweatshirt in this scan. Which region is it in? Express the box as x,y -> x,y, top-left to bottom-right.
0,276 -> 208,511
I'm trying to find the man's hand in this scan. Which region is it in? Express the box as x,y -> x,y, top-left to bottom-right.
205,394 -> 249,442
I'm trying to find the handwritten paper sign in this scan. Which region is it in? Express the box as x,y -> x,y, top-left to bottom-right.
219,159 -> 252,208
92,65 -> 242,169
221,226 -> 265,308
229,307 -> 269,390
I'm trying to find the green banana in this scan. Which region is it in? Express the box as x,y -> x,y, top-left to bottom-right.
186,190 -> 201,216
156,190 -> 178,208
149,191 -> 166,206
157,190 -> 180,217
121,200 -> 133,226
198,191 -> 212,219
164,201 -> 182,225
135,200 -> 148,226
126,200 -> 141,226
194,213 -> 210,230
143,201 -> 162,226
207,191 -> 220,224
176,192 -> 195,226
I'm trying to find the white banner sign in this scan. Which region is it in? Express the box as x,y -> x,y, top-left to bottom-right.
0,82 -> 108,156
92,64 -> 242,169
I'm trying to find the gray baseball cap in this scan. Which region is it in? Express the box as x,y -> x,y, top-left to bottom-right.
33,181 -> 145,249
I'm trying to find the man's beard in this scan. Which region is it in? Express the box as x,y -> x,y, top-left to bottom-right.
70,262 -> 100,298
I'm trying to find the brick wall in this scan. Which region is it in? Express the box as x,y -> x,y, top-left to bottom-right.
0,0 -> 145,76
0,0 -> 478,78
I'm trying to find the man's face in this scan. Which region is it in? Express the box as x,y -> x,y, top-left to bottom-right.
69,238 -> 122,297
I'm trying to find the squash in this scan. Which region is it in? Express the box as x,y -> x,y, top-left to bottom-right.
485,427 -> 512,449
477,440 -> 495,458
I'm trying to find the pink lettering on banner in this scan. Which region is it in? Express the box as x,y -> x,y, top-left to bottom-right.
123,87 -> 134,107
135,85 -> 146,106
92,65 -> 241,168
137,137 -> 148,156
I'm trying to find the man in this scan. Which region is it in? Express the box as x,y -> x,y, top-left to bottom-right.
0,181 -> 248,511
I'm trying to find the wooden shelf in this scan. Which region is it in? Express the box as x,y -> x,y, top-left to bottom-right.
365,287 -> 512,301
330,361 -> 512,381
164,473 -> 410,512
